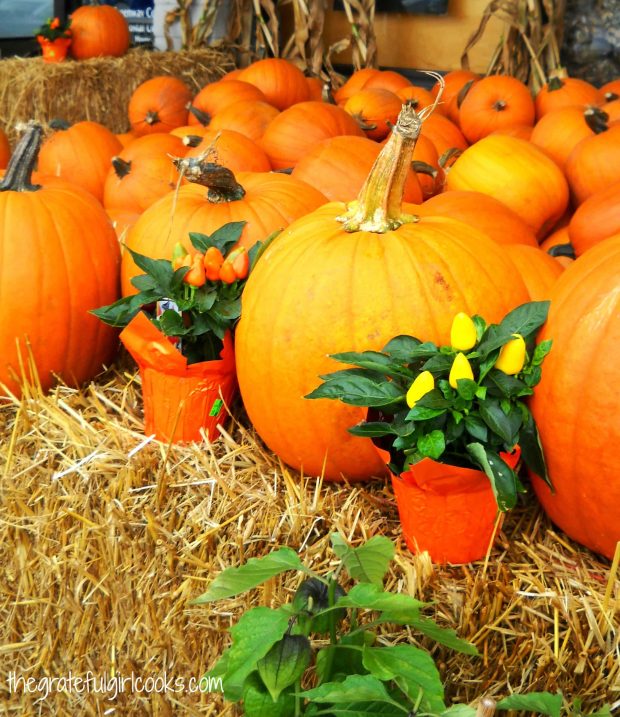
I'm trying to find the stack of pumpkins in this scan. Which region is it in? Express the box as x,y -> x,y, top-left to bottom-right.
0,57 -> 618,560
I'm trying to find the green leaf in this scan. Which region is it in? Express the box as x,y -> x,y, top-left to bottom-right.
497,691 -> 563,717
330,534 -> 395,585
191,547 -> 307,603
127,247 -> 175,294
406,405 -> 447,421
313,703 -> 408,716
466,443 -> 517,512
314,630 -> 370,685
157,309 -> 189,337
519,411 -> 550,486
441,705 -> 477,717
90,294 -> 148,327
382,335 -> 438,361
417,430 -> 445,460
131,274 -> 158,292
477,301 -> 549,356
487,370 -> 532,399
362,645 -> 446,715
404,616 -> 478,655
479,399 -> 521,445
455,378 -> 477,401
348,422 -> 401,438
411,389 -> 452,410
587,707 -> 614,717
532,339 -> 553,366
209,220 -> 247,253
306,375 -> 403,408
299,674 -> 404,708
206,607 -> 291,701
257,634 -> 311,702
422,353 -> 454,373
464,415 -> 488,443
243,673 -> 296,717
194,286 -> 218,313
249,230 -> 281,269
328,351 -> 415,379
337,583 -> 425,617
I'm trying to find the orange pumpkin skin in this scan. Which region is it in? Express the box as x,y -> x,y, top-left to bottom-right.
0,128 -> 10,168
306,76 -> 324,101
182,129 -> 272,174
334,68 -> 381,105
458,74 -> 536,144
503,244 -> 564,300
568,179 -> 620,255
121,172 -> 327,295
601,78 -> 620,102
565,124 -> 620,205
103,133 -> 187,214
540,227 -> 575,268
431,69 -> 480,125
291,135 -> 423,204
0,128 -> 120,396
128,76 -> 192,136
363,70 -> 412,94
237,58 -> 310,110
397,84 -> 444,114
187,80 -> 268,126
534,76 -> 603,119
530,237 -> 620,559
343,88 -> 403,141
208,100 -> 280,142
107,208 -> 140,241
260,101 -> 365,170
446,135 -> 569,238
419,113 -> 468,155
488,124 -> 533,141
38,120 -> 122,203
417,190 -> 539,247
235,210 -> 529,480
530,106 -> 602,169
116,130 -> 137,148
69,4 -> 130,59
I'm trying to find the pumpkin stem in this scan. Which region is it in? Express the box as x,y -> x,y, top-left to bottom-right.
547,76 -> 565,92
604,91 -> 619,102
547,243 -> 576,259
322,81 -> 336,105
584,106 -> 609,134
187,104 -> 211,126
171,155 -> 246,202
112,156 -> 132,178
492,99 -> 507,112
337,102 -> 427,233
182,134 -> 205,148
145,110 -> 160,126
49,118 -> 71,131
0,123 -> 43,193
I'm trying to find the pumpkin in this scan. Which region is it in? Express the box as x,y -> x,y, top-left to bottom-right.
220,68 -> 244,82
291,135 -> 423,204
69,2 -> 130,59
565,123 -> 620,205
343,88 -> 403,141
503,244 -> 564,300
408,133 -> 441,200
530,106 -> 608,169
116,130 -> 137,148
187,80 -> 268,126
208,100 -> 280,142
260,101 -> 365,170
458,74 -> 535,144
38,120 -> 122,203
121,164 -> 327,295
601,98 -> 620,123
568,179 -> 620,256
600,78 -> 620,102
0,128 -> 10,169
540,227 -> 575,268
235,104 -> 530,481
128,76 -> 192,136
431,69 -> 480,125
416,191 -> 538,247
363,70 -> 412,94
530,236 -> 620,559
0,125 -> 120,396
446,134 -> 569,238
488,124 -> 533,141
334,68 -> 382,105
397,85 -> 444,115
237,58 -> 310,110
534,76 -> 603,119
103,133 -> 187,214
419,113 -> 468,155
182,128 -> 271,174
305,76 -> 324,101
107,208 -> 140,241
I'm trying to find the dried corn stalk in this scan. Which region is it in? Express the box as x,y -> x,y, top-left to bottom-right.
461,0 -> 567,94
281,0 -> 328,77
338,0 -> 378,70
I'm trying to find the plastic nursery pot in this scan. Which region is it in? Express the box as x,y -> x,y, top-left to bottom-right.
120,312 -> 238,444
391,448 -> 521,565
37,36 -> 72,63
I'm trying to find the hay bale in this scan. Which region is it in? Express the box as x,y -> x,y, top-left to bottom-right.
0,363 -> 618,714
0,48 -> 236,144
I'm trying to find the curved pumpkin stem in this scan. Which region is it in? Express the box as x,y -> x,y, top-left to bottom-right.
584,107 -> 609,135
187,104 -> 211,127
172,155 -> 246,203
0,123 -> 43,193
112,156 -> 132,178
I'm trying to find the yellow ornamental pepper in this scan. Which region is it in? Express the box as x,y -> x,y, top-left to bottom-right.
449,352 -> 474,388
406,370 -> 435,408
494,334 -> 526,375
450,311 -> 477,351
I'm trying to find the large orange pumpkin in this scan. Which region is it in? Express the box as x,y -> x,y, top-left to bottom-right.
568,179 -> 620,256
503,244 -> 564,300
128,76 -> 192,136
121,166 -> 327,295
0,125 -> 120,396
446,135 -> 569,238
235,105 -> 530,481
237,58 -> 310,110
37,120 -> 122,203
530,236 -> 620,559
69,2 -> 130,59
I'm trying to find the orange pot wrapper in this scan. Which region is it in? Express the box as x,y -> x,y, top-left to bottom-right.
37,36 -> 71,63
120,312 -> 237,443
391,448 -> 521,565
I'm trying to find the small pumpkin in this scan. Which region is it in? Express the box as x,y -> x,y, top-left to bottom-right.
343,88 -> 403,141
38,119 -> 122,203
187,80 -> 268,126
0,127 -> 10,169
0,124 -> 120,396
534,75 -> 603,119
503,244 -> 564,301
237,58 -> 310,110
600,78 -> 620,102
419,113 -> 468,155
69,1 -> 130,59
530,236 -> 620,560
208,100 -> 280,142
334,68 -> 382,105
397,85 -> 444,115
363,69 -> 412,94
431,69 -> 480,125
182,128 -> 272,174
128,76 -> 193,136
565,123 -> 620,205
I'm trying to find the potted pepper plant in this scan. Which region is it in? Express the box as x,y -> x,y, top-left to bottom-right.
35,16 -> 72,62
306,301 -> 553,563
93,221 -> 271,444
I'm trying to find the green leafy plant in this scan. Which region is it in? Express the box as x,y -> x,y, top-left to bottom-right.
193,533 -> 478,716
306,301 -> 553,511
92,222 -> 275,364
35,16 -> 71,41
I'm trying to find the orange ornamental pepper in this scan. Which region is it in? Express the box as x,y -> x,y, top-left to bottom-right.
219,261 -> 237,285
184,252 -> 206,287
204,246 -> 225,281
219,246 -> 249,284
171,243 -> 189,272
50,17 -> 60,29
